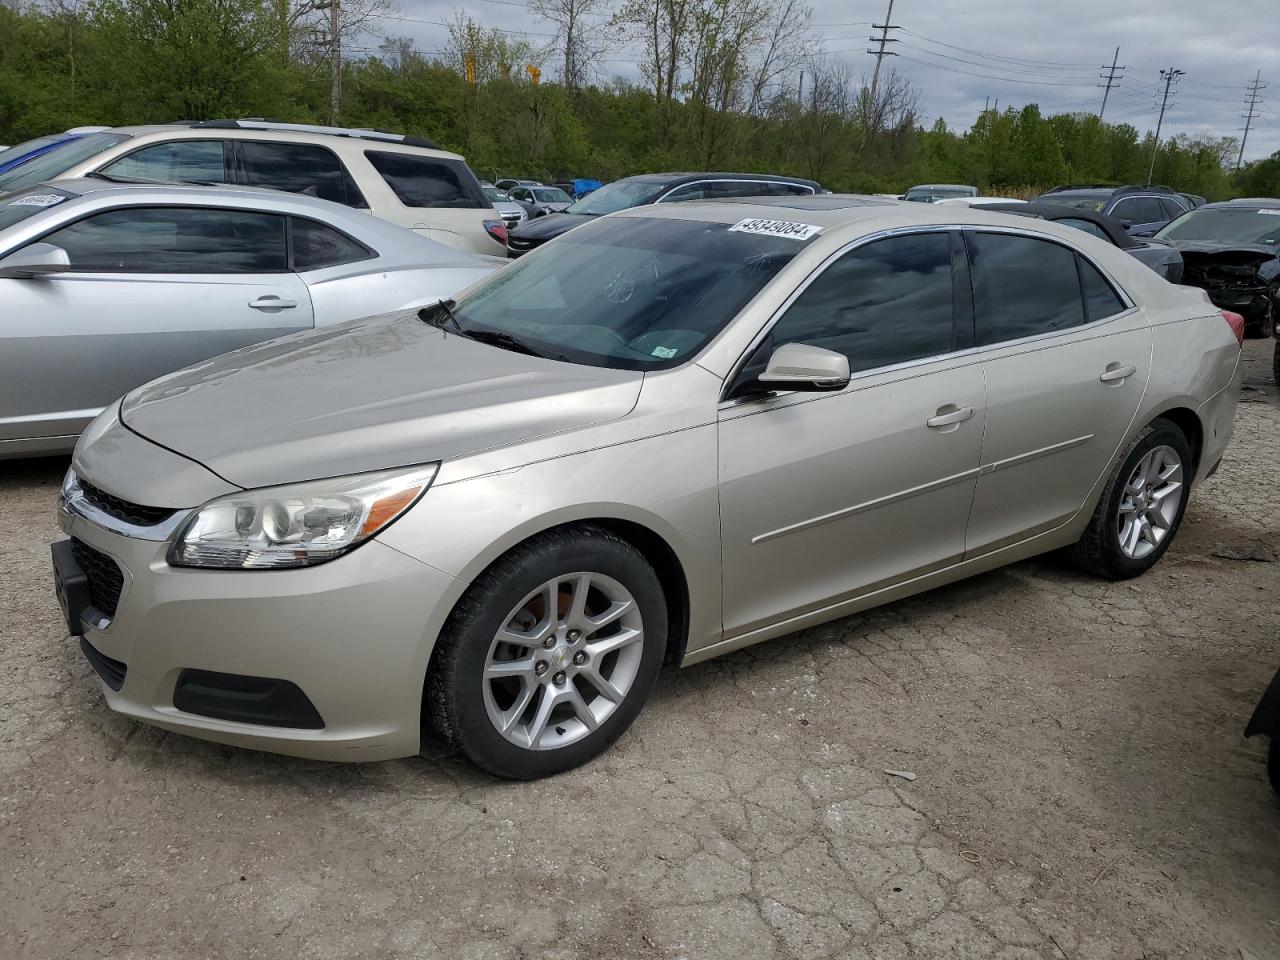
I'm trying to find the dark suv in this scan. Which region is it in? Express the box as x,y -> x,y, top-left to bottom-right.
505,172 -> 822,258
1033,184 -> 1191,237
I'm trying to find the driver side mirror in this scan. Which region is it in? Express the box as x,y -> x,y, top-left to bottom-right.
0,242 -> 71,279
757,343 -> 850,393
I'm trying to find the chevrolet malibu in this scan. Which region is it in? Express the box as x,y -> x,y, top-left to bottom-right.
53,197 -> 1243,779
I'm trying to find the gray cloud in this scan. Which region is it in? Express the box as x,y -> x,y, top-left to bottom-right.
373,0 -> 1280,162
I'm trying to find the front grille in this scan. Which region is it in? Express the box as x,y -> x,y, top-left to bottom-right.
501,212 -> 522,228
79,478 -> 175,527
70,538 -> 124,618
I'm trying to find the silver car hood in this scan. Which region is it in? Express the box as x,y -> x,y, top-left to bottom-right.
120,310 -> 643,490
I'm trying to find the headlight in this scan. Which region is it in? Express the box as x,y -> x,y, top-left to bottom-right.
168,464 -> 438,570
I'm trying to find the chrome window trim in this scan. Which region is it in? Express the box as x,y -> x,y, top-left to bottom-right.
655,179 -> 817,203
718,221 -> 1138,406
60,470 -> 192,542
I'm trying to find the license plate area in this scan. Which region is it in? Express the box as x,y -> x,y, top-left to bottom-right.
51,539 -> 92,638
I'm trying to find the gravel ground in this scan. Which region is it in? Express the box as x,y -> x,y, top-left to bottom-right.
1,339 -> 1278,960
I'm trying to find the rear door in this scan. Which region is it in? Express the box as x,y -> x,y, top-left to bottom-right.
0,205 -> 312,442
962,230 -> 1151,557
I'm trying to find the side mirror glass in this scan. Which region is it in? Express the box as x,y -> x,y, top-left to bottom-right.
757,342 -> 850,393
0,242 -> 71,279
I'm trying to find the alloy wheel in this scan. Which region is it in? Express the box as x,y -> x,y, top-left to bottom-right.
1117,444 -> 1183,560
482,572 -> 644,750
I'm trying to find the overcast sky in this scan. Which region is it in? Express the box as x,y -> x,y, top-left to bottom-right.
361,0 -> 1280,164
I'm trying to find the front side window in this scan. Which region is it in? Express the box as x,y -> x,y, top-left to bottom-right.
533,187 -> 571,203
968,232 -> 1084,345
364,151 -> 486,208
241,141 -> 365,207
448,216 -> 803,370
102,140 -> 227,183
510,188 -> 531,202
1135,197 -> 1166,223
1108,197 -> 1142,222
0,133 -> 130,192
763,232 -> 957,374
661,183 -> 707,203
290,217 -> 372,271
42,206 -> 288,273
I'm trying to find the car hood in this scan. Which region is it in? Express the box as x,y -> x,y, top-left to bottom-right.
120,310 -> 644,490
1169,240 -> 1280,262
508,212 -> 594,242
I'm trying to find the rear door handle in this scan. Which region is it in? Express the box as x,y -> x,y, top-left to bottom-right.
926,404 -> 975,429
248,296 -> 297,310
1099,363 -> 1137,383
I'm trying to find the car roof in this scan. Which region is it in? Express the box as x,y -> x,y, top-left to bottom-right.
1210,198 -> 1280,209
615,171 -> 821,188
907,184 -> 974,190
610,193 -> 976,227
97,123 -> 468,162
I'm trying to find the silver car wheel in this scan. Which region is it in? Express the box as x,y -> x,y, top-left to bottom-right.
482,572 -> 644,751
1117,445 -> 1183,560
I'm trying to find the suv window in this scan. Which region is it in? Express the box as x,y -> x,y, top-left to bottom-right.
43,206 -> 288,274
762,181 -> 814,196
968,232 -> 1084,344
1079,258 -> 1127,322
1158,196 -> 1186,219
290,217 -> 373,271
1108,197 -> 1142,223
102,140 -> 228,183
660,182 -> 707,202
364,151 -> 487,208
239,141 -> 366,208
764,232 -> 956,374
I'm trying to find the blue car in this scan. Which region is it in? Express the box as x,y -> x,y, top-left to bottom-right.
0,127 -> 109,176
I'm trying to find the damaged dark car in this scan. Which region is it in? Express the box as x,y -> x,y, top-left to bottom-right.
1155,199 -> 1280,346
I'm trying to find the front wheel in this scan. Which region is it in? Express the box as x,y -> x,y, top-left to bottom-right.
426,525 -> 667,779
1069,420 -> 1193,580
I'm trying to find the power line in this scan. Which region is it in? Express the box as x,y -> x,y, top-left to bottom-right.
1238,70 -> 1266,170
894,40 -> 1098,80
898,27 -> 1097,70
893,53 -> 1100,87
1098,47 -> 1123,119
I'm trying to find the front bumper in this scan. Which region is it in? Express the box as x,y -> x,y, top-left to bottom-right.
56,505 -> 462,762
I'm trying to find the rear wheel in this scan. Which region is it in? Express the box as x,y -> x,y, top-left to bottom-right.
426,525 -> 667,779
1069,421 -> 1193,580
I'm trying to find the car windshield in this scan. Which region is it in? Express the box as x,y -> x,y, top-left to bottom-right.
1042,195 -> 1107,212
534,187 -> 571,203
0,136 -> 62,164
0,132 -> 129,192
449,216 -> 805,370
0,186 -> 75,232
482,186 -> 509,202
1155,207 -> 1280,245
905,187 -> 972,202
565,179 -> 665,216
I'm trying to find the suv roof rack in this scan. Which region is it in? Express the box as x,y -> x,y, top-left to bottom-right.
1113,183 -> 1178,195
189,118 -> 440,150
1043,183 -> 1118,193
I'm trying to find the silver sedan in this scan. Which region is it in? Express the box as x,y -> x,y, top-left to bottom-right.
0,178 -> 499,458
54,197 -> 1241,778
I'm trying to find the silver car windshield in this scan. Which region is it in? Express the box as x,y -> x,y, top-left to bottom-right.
0,186 -> 74,231
451,216 -> 805,371
565,179 -> 665,216
0,133 -> 129,192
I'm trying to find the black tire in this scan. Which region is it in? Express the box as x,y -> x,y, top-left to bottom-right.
425,524 -> 667,779
1269,740 -> 1280,797
1068,419 -> 1193,580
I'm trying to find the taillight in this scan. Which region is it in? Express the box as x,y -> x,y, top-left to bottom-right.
1220,309 -> 1245,348
483,219 -> 508,245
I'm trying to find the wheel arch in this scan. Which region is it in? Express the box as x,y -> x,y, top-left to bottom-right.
1147,404 -> 1204,475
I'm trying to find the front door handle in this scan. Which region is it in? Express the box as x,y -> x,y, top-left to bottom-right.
248,296 -> 297,310
926,404 -> 975,429
1099,363 -> 1137,384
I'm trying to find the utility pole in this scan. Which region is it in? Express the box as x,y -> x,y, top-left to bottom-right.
1237,70 -> 1266,171
1146,66 -> 1184,187
328,0 -> 341,125
1098,46 -> 1124,120
863,0 -> 899,142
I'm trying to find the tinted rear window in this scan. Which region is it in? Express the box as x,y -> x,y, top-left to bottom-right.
968,232 -> 1085,345
240,141 -> 366,207
364,151 -> 487,208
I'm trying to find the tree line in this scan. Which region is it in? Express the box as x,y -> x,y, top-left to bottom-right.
2,0 -> 1278,200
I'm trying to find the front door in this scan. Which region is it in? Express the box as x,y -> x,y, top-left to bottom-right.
717,231 -> 986,638
0,205 -> 313,442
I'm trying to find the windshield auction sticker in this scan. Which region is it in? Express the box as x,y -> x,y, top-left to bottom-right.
8,194 -> 66,208
729,218 -> 823,241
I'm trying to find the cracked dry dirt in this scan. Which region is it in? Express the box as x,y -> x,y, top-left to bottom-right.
2,340 -> 1278,960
